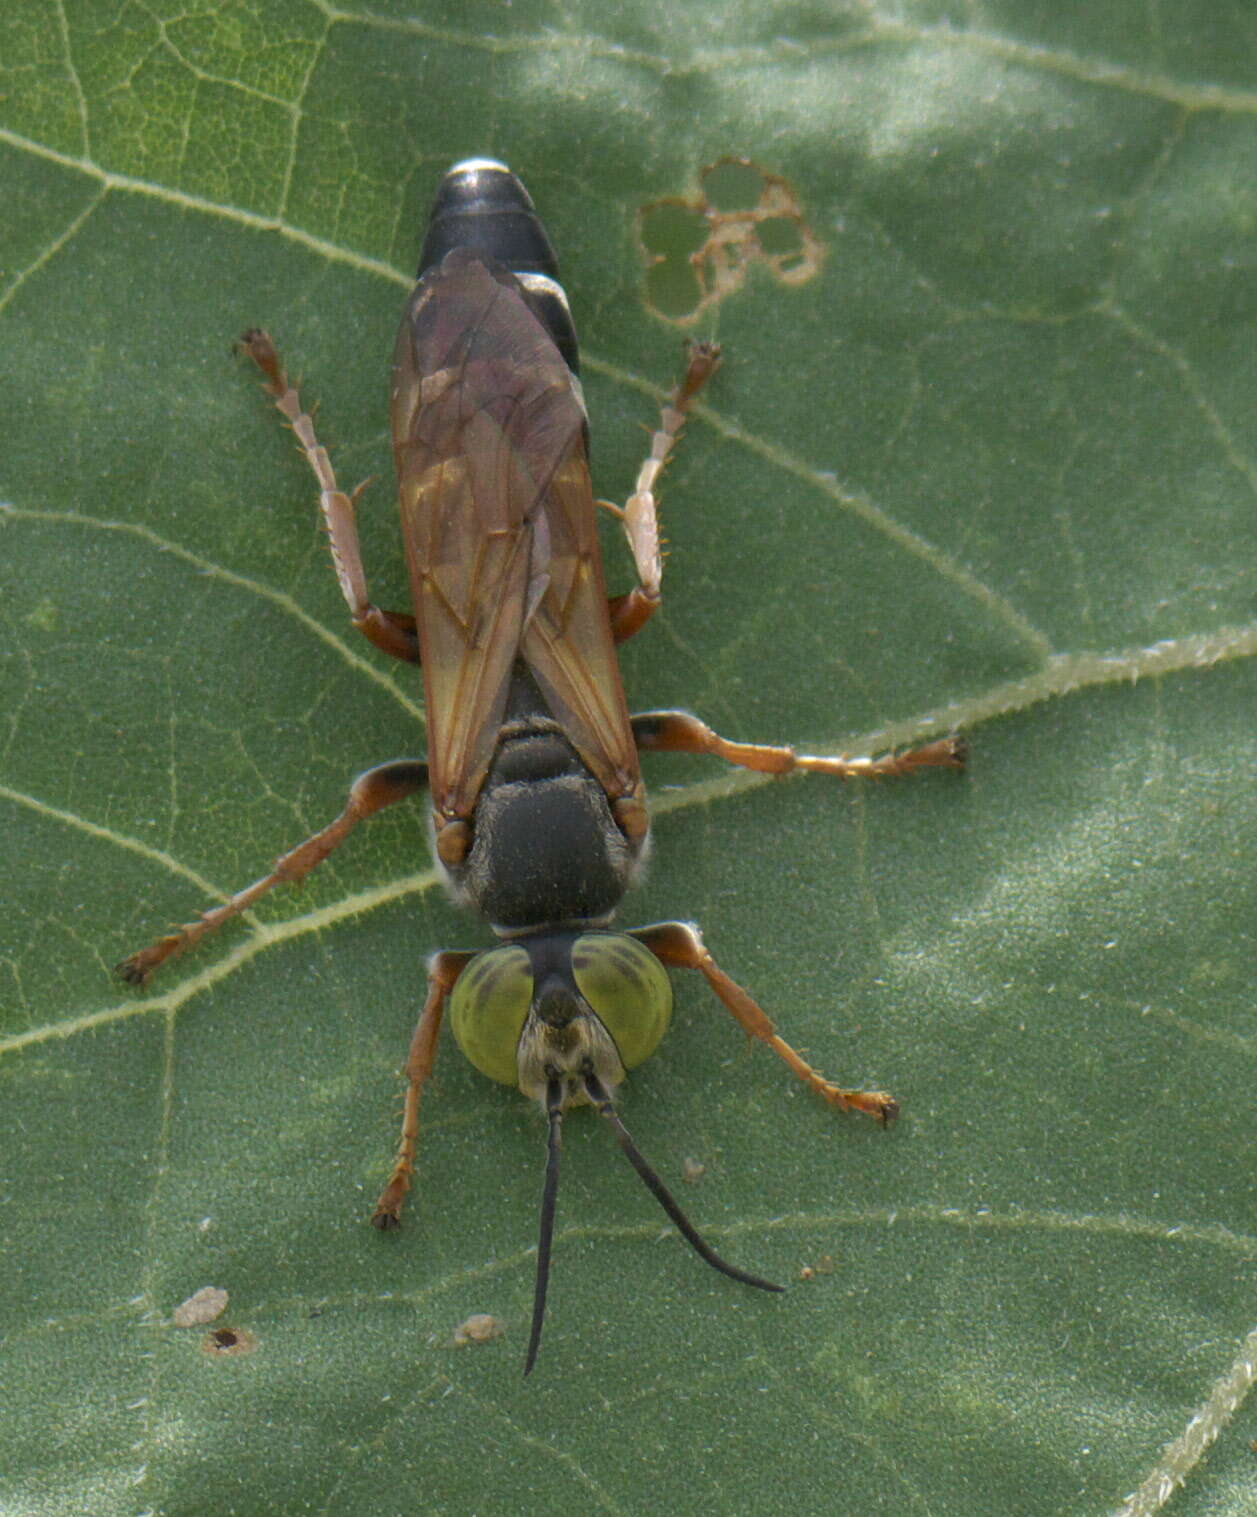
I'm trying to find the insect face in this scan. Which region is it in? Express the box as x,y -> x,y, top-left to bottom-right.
449,930 -> 673,1101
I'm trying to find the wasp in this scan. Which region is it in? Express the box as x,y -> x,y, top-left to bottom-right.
119,159 -> 964,1373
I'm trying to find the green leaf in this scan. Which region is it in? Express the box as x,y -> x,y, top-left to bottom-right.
3,4 -> 1256,1514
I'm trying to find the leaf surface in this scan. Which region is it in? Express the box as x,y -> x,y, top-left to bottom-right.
3,4 -> 1256,1514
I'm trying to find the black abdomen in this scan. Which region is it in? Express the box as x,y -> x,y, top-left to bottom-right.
418,158 -> 580,373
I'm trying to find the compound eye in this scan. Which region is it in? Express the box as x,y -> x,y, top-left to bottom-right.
449,946 -> 533,1086
571,934 -> 672,1070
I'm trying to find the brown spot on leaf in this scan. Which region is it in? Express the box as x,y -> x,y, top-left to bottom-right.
201,1325 -> 258,1357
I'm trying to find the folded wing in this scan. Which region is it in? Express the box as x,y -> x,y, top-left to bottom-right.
392,249 -> 640,823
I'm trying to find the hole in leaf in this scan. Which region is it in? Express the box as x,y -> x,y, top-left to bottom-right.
756,217 -> 804,256
646,260 -> 704,320
640,202 -> 710,258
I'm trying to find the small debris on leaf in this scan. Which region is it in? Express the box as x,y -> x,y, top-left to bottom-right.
172,1286 -> 229,1327
452,1313 -> 505,1347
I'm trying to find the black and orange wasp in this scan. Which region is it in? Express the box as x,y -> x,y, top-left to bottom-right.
119,159 -> 964,1372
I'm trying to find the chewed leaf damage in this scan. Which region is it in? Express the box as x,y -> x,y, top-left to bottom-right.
639,158 -> 825,324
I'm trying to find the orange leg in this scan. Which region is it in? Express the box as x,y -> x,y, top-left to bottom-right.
371,949 -> 475,1229
606,586 -> 658,644
632,920 -> 898,1124
604,341 -> 723,645
237,329 -> 420,664
117,760 -> 429,985
632,710 -> 966,778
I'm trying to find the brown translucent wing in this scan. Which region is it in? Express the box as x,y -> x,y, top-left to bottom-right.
392,248 -> 640,821
518,445 -> 641,799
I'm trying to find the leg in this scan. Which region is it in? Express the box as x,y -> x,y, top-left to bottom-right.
371,949 -> 475,1229
606,341 -> 723,644
631,921 -> 898,1123
632,710 -> 966,778
116,760 -> 429,985
238,329 -> 420,665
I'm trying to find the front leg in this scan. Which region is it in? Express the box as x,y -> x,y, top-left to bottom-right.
371,949 -> 476,1229
238,329 -> 421,665
606,342 -> 723,643
631,921 -> 898,1123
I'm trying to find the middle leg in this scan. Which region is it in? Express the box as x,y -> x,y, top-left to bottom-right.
632,710 -> 966,778
117,759 -> 430,985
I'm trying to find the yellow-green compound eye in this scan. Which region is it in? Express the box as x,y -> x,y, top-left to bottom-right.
449,946 -> 533,1086
571,934 -> 672,1070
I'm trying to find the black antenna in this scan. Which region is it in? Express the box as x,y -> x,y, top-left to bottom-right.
584,1072 -> 783,1295
524,1076 -> 566,1377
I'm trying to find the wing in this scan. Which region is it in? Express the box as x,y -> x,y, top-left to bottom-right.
392,248 -> 640,822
